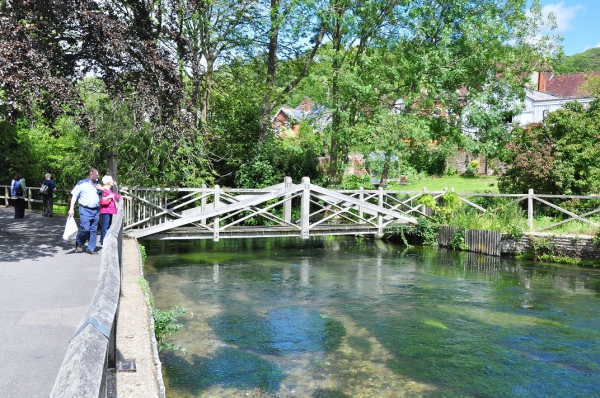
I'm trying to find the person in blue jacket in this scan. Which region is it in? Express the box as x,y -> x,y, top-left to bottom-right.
68,168 -> 102,254
10,174 -> 25,218
41,173 -> 57,217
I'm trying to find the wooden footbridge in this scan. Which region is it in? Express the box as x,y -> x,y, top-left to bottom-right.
122,177 -> 419,240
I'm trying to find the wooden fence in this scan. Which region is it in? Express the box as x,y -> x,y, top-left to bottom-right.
1,185 -> 71,211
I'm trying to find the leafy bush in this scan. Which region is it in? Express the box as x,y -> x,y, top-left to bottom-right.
465,160 -> 479,176
384,217 -> 440,246
137,277 -> 187,351
337,173 -> 374,190
499,96 -> 600,195
152,306 -> 187,351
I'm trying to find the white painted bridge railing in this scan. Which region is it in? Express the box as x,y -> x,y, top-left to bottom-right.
121,177 -> 418,240
120,178 -> 600,240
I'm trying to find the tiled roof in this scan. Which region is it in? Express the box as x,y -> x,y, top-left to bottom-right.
545,72 -> 600,98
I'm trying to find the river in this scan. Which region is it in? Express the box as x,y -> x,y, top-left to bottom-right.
142,236 -> 600,398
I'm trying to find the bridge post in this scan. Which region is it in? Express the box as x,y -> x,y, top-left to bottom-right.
359,186 -> 364,221
377,187 -> 384,237
214,185 -> 220,241
284,176 -> 292,223
528,189 -> 534,230
201,184 -> 207,226
301,177 -> 310,239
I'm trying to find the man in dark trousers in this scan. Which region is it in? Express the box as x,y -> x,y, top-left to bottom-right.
41,173 -> 56,217
68,168 -> 102,254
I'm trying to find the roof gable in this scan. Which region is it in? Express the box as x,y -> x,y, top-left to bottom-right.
545,72 -> 600,98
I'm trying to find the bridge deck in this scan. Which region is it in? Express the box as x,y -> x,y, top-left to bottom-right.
137,224 -> 382,240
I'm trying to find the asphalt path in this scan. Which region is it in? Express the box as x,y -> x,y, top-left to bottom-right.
0,206 -> 102,397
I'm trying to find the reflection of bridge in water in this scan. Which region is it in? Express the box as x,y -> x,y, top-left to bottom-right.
123,177 -> 419,240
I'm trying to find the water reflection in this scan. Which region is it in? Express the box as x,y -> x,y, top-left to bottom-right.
144,237 -> 600,398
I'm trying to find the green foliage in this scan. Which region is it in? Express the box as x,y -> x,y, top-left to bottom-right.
555,48 -> 600,74
417,191 -> 463,222
235,130 -> 321,188
499,96 -> 600,195
593,230 -> 600,247
449,230 -> 468,251
465,160 -> 480,176
139,244 -> 147,265
152,306 -> 187,352
384,217 -> 440,246
137,277 -> 187,352
337,174 -> 373,190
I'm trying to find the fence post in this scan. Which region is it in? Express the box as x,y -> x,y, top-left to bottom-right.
283,176 -> 292,223
301,177 -> 310,239
213,185 -> 220,241
201,184 -> 207,226
378,187 -> 384,237
27,188 -> 32,210
358,186 -> 364,221
528,189 -> 534,230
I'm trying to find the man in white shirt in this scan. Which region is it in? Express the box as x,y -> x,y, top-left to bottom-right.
68,168 -> 102,254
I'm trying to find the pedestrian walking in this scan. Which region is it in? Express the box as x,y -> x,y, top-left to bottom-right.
41,173 -> 57,217
11,174 -> 26,218
68,168 -> 102,254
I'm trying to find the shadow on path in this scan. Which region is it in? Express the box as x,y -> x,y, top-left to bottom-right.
0,206 -> 80,262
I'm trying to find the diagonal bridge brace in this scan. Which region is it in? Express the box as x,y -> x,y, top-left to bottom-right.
127,184 -> 305,238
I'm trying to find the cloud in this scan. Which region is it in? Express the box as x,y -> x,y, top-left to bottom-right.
542,2 -> 585,32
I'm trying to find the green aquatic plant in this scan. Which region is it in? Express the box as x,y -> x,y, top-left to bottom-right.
152,306 -> 187,351
137,277 -> 187,351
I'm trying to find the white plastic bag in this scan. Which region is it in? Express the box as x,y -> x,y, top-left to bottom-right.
63,216 -> 78,240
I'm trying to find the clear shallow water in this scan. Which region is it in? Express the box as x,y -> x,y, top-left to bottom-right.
143,237 -> 600,398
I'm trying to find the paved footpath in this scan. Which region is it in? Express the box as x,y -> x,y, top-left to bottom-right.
0,207 -> 102,397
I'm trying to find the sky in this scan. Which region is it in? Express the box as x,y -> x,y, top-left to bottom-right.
536,0 -> 600,55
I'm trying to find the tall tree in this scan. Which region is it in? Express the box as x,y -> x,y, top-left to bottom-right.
256,0 -> 325,145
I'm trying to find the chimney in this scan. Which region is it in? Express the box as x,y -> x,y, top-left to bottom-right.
301,97 -> 312,113
538,72 -> 548,92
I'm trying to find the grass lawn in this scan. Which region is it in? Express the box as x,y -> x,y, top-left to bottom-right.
398,174 -> 499,193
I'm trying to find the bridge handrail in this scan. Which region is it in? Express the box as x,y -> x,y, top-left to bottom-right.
120,179 -> 600,236
50,201 -> 124,398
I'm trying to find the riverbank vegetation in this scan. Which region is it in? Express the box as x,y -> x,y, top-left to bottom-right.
138,244 -> 187,351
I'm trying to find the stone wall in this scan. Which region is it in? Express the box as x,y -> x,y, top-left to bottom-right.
445,150 -> 504,175
501,232 -> 600,260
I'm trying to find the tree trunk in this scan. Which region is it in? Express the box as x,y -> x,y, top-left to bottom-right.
328,0 -> 346,184
378,158 -> 391,189
258,0 -> 280,146
200,58 -> 215,125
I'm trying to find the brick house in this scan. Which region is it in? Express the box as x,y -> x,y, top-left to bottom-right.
270,97 -> 330,137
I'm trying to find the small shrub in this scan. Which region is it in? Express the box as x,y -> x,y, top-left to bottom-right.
384,217 -> 439,246
449,229 -> 468,251
139,244 -> 147,265
153,306 -> 187,351
594,230 -> 600,247
137,277 -> 187,351
465,160 -> 479,176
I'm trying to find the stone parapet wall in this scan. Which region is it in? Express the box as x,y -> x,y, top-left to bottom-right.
501,232 -> 600,260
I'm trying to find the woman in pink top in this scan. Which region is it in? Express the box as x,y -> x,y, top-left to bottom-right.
100,175 -> 130,245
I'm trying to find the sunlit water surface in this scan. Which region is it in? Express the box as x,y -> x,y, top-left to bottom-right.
142,237 -> 600,398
